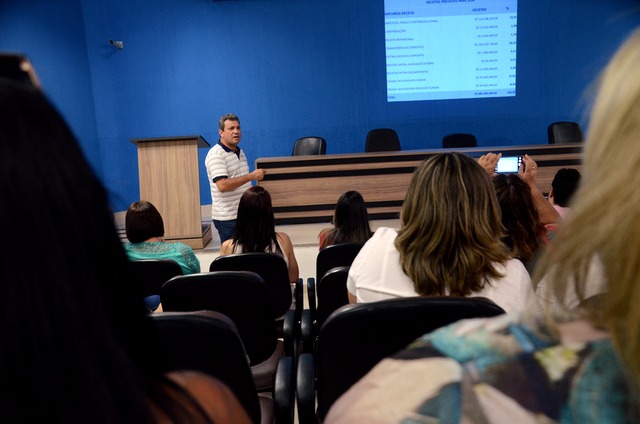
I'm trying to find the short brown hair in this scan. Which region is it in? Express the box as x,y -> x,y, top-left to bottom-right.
125,201 -> 164,243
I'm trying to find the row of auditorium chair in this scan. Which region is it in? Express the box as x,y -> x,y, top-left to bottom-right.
132,245 -> 507,423
292,121 -> 584,155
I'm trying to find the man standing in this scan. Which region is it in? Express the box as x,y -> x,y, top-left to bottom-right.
205,113 -> 266,244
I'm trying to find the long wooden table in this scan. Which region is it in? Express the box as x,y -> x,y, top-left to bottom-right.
256,144 -> 583,225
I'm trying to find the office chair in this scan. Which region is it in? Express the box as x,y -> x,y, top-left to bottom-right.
365,128 -> 401,152
209,252 -> 303,343
303,242 -> 364,342
301,266 -> 350,353
160,270 -> 294,391
292,136 -> 327,156
442,133 -> 478,148
296,296 -> 506,423
316,243 -> 364,281
128,259 -> 183,298
547,121 -> 583,144
315,242 -> 364,284
149,310 -> 295,424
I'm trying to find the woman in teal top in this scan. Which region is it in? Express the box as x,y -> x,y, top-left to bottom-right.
124,201 -> 200,309
124,240 -> 200,276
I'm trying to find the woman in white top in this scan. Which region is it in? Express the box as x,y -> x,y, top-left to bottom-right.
348,152 -> 535,314
220,186 -> 299,284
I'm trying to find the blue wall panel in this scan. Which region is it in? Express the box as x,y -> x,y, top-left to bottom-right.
0,0 -> 101,178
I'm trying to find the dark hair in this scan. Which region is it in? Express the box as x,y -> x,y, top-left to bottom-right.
551,168 -> 582,207
321,191 -> 373,248
0,79 -> 212,423
125,200 -> 165,243
233,186 -> 282,254
492,173 -> 545,261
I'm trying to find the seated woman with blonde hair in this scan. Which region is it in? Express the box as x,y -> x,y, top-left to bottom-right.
220,185 -> 299,284
347,152 -> 535,314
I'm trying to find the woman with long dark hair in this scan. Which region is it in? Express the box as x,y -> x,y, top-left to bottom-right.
220,185 -> 300,284
318,190 -> 373,250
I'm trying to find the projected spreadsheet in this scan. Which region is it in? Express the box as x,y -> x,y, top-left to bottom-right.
385,0 -> 518,102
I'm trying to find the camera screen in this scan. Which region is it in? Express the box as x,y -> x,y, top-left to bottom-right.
495,156 -> 521,173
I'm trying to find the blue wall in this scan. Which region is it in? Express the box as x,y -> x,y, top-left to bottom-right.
0,0 -> 101,176
2,0 -> 639,212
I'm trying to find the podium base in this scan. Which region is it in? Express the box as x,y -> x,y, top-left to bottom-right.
165,224 -> 212,250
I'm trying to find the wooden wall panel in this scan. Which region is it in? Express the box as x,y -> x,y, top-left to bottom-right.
257,144 -> 583,225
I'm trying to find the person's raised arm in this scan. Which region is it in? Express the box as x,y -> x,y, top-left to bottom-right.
520,154 -> 561,225
215,168 -> 266,193
478,152 -> 502,177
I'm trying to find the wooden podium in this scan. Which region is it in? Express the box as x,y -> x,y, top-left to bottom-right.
131,135 -> 212,249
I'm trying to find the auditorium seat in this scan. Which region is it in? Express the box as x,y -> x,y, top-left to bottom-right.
442,133 -> 478,148
296,296 -> 506,423
292,136 -> 327,155
149,310 -> 294,424
160,270 -> 294,391
365,128 -> 400,152
547,121 -> 583,144
301,266 -> 350,353
209,252 -> 303,342
129,258 -> 183,299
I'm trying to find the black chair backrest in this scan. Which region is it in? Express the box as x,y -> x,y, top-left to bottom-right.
314,296 -> 506,420
148,310 -> 261,423
160,271 -> 277,365
129,259 -> 183,298
209,252 -> 292,319
442,133 -> 478,148
316,266 -> 350,327
365,128 -> 400,152
292,136 -> 327,156
316,242 -> 364,283
547,121 -> 583,144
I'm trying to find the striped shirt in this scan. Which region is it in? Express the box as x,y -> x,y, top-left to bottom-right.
205,141 -> 251,221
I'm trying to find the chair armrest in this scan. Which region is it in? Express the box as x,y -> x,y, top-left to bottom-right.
296,353 -> 316,424
300,309 -> 315,354
294,278 -> 304,326
307,277 -> 316,323
283,309 -> 296,357
274,356 -> 294,424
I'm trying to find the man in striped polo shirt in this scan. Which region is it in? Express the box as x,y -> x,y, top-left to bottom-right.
205,113 -> 266,244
